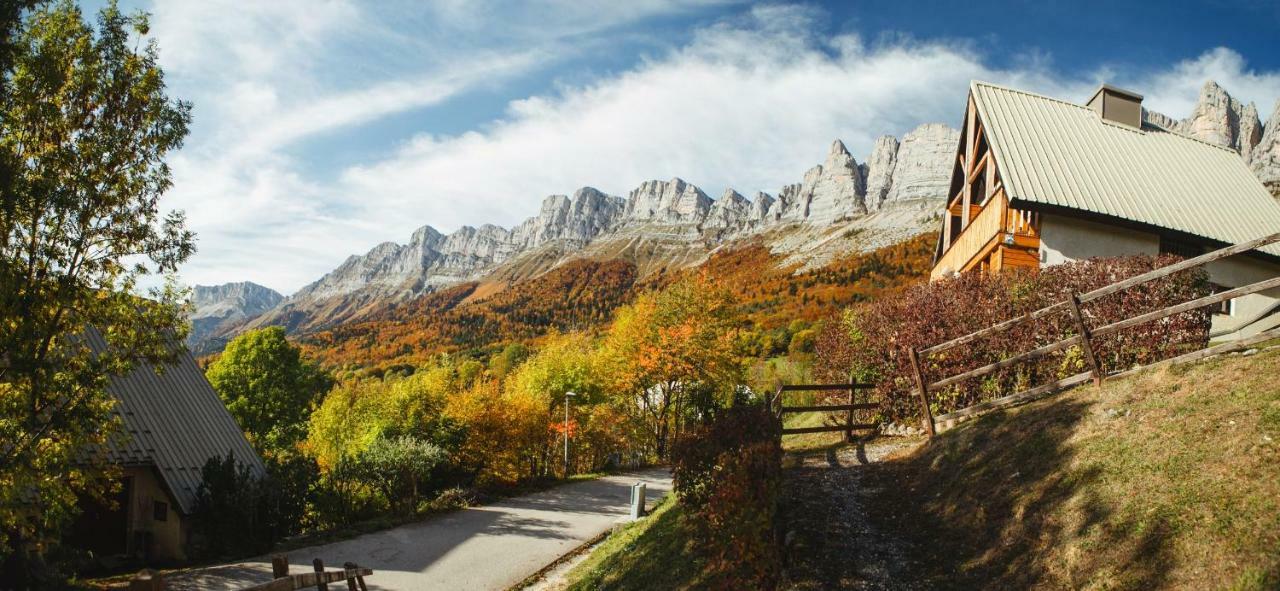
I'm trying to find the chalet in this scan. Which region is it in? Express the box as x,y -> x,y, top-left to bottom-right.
932,81 -> 1280,338
67,330 -> 265,562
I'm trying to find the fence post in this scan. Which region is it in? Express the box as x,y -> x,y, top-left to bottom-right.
908,348 -> 936,437
1067,293 -> 1104,387
272,555 -> 289,580
313,558 -> 328,591
845,383 -> 856,442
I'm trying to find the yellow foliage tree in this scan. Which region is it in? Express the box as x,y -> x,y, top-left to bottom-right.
598,274 -> 744,458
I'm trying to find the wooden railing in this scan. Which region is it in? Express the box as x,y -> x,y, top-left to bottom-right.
123,557 -> 374,591
910,231 -> 1280,435
771,383 -> 879,441
934,191 -> 1008,278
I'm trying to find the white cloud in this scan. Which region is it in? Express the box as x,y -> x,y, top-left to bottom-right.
150,2 -> 1280,295
1136,47 -> 1280,117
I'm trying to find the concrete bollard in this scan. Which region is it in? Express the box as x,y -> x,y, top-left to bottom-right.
630,482 -> 647,519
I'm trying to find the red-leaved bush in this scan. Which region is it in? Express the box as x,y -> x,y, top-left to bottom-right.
671,404 -> 782,590
816,255 -> 1211,422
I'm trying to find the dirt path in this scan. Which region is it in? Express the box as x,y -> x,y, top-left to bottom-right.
780,438 -> 925,591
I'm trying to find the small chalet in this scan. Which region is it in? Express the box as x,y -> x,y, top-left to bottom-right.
67,330 -> 265,562
932,81 -> 1280,338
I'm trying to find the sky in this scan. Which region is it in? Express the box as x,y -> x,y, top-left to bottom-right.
83,0 -> 1280,295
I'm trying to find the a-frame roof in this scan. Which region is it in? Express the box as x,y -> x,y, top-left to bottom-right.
89,329 -> 266,514
969,81 -> 1280,256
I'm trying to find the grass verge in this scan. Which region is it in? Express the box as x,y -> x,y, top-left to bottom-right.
561,496 -> 705,591
860,347 -> 1280,590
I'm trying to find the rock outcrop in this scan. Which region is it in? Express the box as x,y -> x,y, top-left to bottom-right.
1145,81 -> 1271,174
774,140 -> 866,224
864,135 -> 899,210
188,282 -> 283,353
1251,100 -> 1280,198
884,124 -> 962,206
1180,81 -> 1263,161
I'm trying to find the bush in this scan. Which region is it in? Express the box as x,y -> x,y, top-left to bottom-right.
816,255 -> 1211,422
189,452 -> 300,559
671,404 -> 782,589
351,435 -> 448,514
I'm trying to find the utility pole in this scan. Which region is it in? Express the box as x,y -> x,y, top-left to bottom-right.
564,391 -> 577,478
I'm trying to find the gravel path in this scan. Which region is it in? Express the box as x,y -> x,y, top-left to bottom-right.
780,438 -> 925,591
167,469 -> 671,591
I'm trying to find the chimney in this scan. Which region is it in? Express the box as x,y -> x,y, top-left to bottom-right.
1086,84 -> 1143,128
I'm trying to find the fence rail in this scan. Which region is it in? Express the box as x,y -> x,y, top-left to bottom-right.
910,231 -> 1280,435
771,383 -> 879,440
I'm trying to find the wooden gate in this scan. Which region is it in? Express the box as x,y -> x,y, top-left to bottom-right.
771,383 -> 879,441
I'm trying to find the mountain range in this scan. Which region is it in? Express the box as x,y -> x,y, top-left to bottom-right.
187,81 -> 1280,355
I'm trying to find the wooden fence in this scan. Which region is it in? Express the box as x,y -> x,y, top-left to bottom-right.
124,557 -> 373,591
771,383 -> 879,441
908,231 -> 1280,435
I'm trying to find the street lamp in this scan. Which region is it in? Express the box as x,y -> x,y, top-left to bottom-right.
564,391 -> 577,478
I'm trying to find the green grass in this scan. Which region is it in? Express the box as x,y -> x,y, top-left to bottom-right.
780,410 -> 849,452
562,496 -> 705,591
860,346 -> 1280,590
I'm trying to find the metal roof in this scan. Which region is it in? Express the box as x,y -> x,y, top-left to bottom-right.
970,81 -> 1280,257
89,330 -> 266,514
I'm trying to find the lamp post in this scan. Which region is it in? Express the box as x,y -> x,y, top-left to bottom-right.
564,391 -> 577,478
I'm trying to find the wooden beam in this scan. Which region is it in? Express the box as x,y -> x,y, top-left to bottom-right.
782,423 -> 878,435
780,403 -> 880,413
928,334 -> 1083,391
1067,294 -> 1103,387
922,231 -> 1280,356
908,348 -> 936,437
1078,232 -> 1280,305
1092,275 -> 1280,338
932,371 -> 1094,426
1109,326 -> 1280,380
779,383 -> 877,391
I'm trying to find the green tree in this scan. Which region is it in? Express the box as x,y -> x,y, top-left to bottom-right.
207,327 -> 333,456
0,1 -> 192,553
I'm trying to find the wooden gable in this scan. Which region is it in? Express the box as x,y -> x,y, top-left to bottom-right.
931,93 -> 1041,280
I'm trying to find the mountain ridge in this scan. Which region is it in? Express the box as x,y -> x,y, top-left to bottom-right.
195,80 -> 1280,354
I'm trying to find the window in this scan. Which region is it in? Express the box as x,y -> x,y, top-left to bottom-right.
1159,236 -> 1203,260
1210,284 -> 1235,316
153,500 -> 168,522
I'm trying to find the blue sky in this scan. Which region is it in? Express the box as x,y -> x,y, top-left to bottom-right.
87,1 -> 1280,294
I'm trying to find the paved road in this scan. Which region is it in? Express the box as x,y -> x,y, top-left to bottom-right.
170,468 -> 671,591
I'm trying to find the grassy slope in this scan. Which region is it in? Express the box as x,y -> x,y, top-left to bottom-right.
863,347 -> 1280,590
561,496 -> 705,591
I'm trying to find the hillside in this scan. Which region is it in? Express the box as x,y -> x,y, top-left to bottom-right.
852,345 -> 1280,589
298,259 -> 638,368
296,232 -> 936,369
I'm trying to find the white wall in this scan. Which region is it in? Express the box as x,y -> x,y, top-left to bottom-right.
1039,212 -> 1280,339
1039,213 -> 1158,265
1205,256 -> 1280,339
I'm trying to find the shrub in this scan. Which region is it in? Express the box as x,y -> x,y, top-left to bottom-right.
671,404 -> 782,589
816,255 -> 1211,423
189,453 -> 294,559
351,435 -> 448,514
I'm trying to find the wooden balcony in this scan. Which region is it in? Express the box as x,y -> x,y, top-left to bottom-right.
931,191 -> 1040,280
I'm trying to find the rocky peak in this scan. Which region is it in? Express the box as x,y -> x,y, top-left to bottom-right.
705,188 -> 752,229
775,140 -> 867,224
1182,81 -> 1263,160
750,191 -> 775,223
864,135 -> 900,210
1251,99 -> 1280,198
624,178 -> 712,224
192,281 -> 283,320
883,123 -> 961,206
187,281 -> 284,352
1145,81 -> 1264,162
